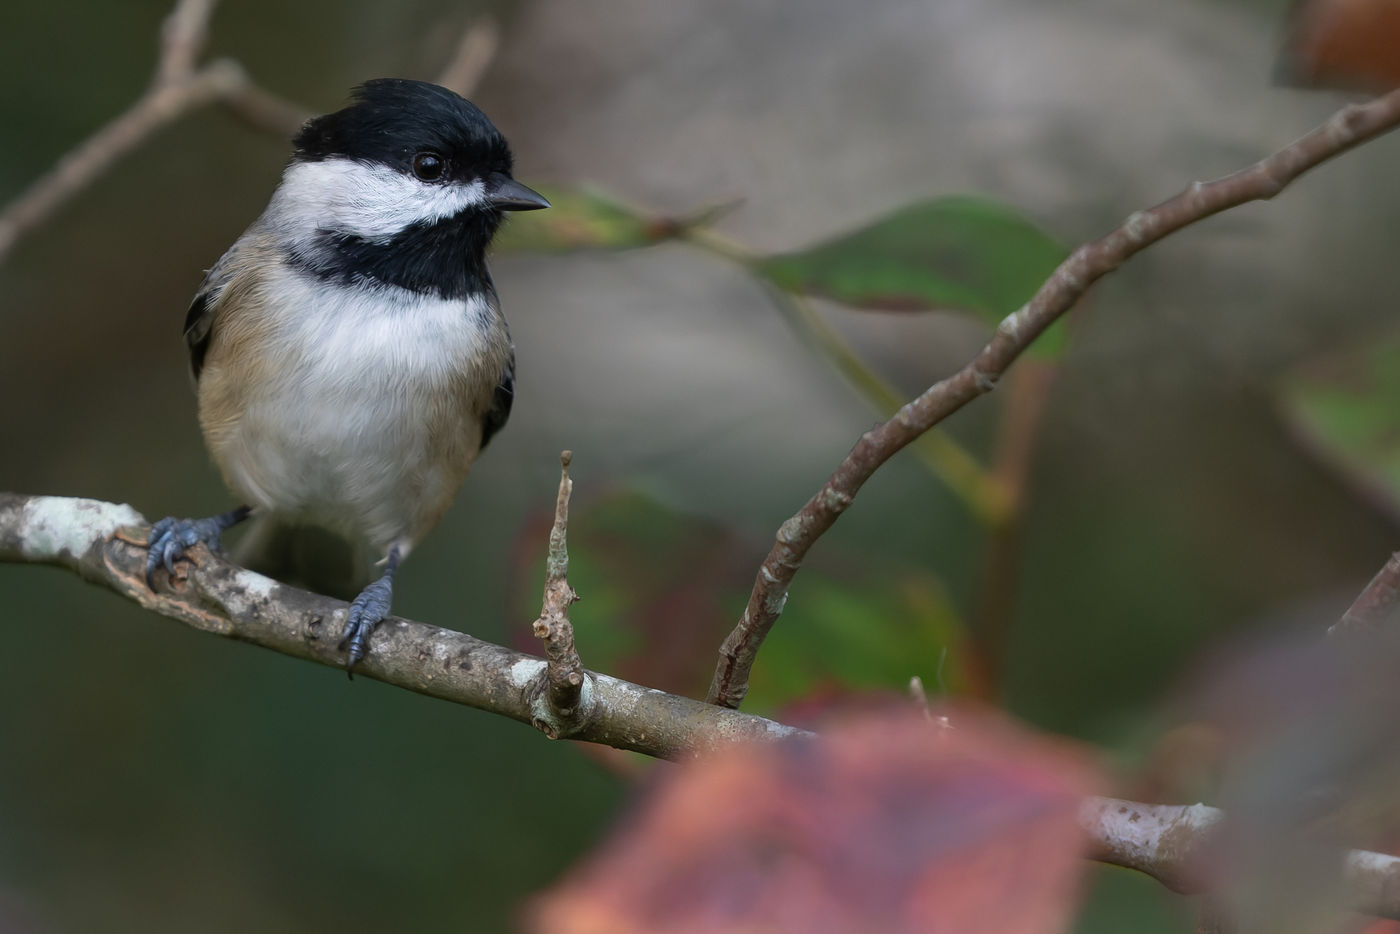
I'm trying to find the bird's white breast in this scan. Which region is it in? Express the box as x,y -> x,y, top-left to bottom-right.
204,265 -> 498,551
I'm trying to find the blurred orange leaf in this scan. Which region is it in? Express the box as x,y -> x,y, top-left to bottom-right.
528,706 -> 1098,934
1281,0 -> 1400,91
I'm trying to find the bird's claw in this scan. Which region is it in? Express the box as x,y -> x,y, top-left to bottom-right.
338,575 -> 393,676
144,515 -> 229,589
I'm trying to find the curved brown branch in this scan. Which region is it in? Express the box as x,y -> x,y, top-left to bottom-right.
0,493 -> 802,759
706,86 -> 1400,709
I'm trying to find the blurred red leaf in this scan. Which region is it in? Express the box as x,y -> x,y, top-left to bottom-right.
527,706 -> 1098,934
1281,0 -> 1400,91
1355,909 -> 1400,933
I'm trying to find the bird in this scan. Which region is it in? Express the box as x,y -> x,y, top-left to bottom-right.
143,78 -> 548,672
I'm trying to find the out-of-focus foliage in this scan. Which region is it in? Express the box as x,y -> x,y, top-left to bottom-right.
1279,331 -> 1400,520
1281,0 -> 1400,91
757,196 -> 1070,358
1178,624 -> 1400,932
509,492 -> 968,710
743,572 -> 967,711
492,185 -> 660,252
528,706 -> 1098,934
497,188 -> 1072,360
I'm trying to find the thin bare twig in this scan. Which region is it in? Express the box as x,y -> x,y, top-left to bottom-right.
0,62 -> 241,262
217,82 -> 312,139
706,86 -> 1400,709
970,361 -> 1058,695
530,452 -> 587,736
1331,551 -> 1400,636
156,0 -> 217,88
0,0 -> 307,265
0,2 -> 504,265
436,18 -> 501,98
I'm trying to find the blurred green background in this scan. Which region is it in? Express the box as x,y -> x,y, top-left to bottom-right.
2,0 -> 1398,930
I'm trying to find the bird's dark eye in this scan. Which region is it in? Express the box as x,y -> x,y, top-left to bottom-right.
412,151 -> 445,181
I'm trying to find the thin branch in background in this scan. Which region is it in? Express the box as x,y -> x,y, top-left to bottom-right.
706,85 -> 1400,709
969,360 -> 1058,696
436,17 -> 501,98
0,3 -> 532,269
0,0 -> 314,264
0,0 -> 508,264
0,62 -> 239,263
530,452 -> 588,737
1330,551 -> 1400,636
155,0 -> 217,88
0,2 -> 509,266
217,83 -> 312,139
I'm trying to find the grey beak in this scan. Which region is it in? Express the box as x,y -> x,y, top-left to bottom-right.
485,173 -> 550,211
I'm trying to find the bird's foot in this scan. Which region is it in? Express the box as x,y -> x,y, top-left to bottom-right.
144,506 -> 251,589
339,574 -> 394,676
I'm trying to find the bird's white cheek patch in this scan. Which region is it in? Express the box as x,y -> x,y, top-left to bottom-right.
272,159 -> 487,240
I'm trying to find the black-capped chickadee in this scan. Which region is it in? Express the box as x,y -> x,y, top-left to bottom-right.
144,78 -> 548,671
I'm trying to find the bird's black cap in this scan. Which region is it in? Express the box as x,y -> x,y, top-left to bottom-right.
292,78 -> 514,183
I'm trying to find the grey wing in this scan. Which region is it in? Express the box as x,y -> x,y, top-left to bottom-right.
480,352 -> 515,450
183,238 -> 247,383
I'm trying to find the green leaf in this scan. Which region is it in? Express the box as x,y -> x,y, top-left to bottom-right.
756,195 -> 1070,358
742,570 -> 968,713
509,490 -> 970,709
1279,333 -> 1400,514
492,185 -> 656,252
